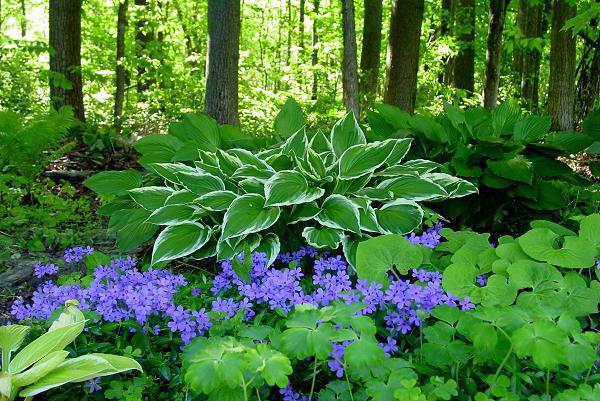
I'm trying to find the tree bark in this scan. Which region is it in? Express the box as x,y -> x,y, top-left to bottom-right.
205,0 -> 240,125
311,0 -> 319,100
440,0 -> 456,84
452,0 -> 475,92
341,0 -> 360,117
359,0 -> 383,110
519,0 -> 544,110
300,0 -> 305,51
114,0 -> 128,134
20,0 -> 26,37
483,0 -> 510,111
548,0 -> 576,131
135,0 -> 154,93
575,1 -> 600,124
383,0 -> 425,113
49,0 -> 85,121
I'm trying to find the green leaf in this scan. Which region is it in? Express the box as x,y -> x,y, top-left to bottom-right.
486,156 -> 533,184
151,223 -> 211,265
150,162 -> 199,184
302,226 -> 344,249
264,170 -> 324,206
579,214 -> 600,248
133,134 -> 183,163
375,199 -> 423,234
518,228 -> 596,268
255,233 -> 280,267
289,201 -> 320,224
172,113 -> 221,152
281,126 -> 308,157
195,190 -> 238,211
221,194 -> 280,240
330,113 -> 366,158
12,351 -> 69,387
511,320 -> 567,370
274,97 -> 306,138
0,325 -> 30,365
246,344 -> 292,388
512,115 -> 551,143
147,204 -> 199,225
315,195 -> 361,233
582,109 -> 600,140
338,139 -> 407,180
176,172 -> 225,196
84,170 -> 142,196
115,209 -> 159,252
128,186 -> 174,210
344,338 -> 385,374
356,235 -> 424,286
442,263 -> 479,299
377,176 -> 448,201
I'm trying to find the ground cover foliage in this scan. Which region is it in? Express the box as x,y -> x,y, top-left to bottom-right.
2,100 -> 600,401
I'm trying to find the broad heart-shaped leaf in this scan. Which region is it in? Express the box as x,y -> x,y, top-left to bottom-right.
315,195 -> 361,234
264,170 -> 325,206
0,325 -> 29,363
486,156 -> 534,184
195,190 -> 238,211
518,228 -> 596,268
9,321 -> 85,374
221,194 -> 281,240
375,199 -> 423,235
172,113 -> 221,152
330,112 -> 366,158
338,139 -> 406,180
511,320 -> 568,370
424,173 -> 478,198
512,115 -> 551,143
302,226 -> 344,249
356,235 -> 424,286
344,337 -> 385,374
150,162 -> 200,184
176,171 -> 225,196
128,186 -> 174,210
274,97 -> 306,138
133,133 -> 182,163
115,209 -> 159,252
442,263 -> 479,299
12,350 -> 69,387
84,170 -> 142,196
151,223 -> 211,265
281,126 -> 308,157
377,176 -> 448,201
147,204 -> 199,225
579,213 -> 600,248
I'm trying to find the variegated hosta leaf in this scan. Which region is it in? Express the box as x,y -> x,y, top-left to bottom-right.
218,233 -> 262,261
264,170 -> 324,207
149,162 -> 199,184
221,194 -> 281,240
281,127 -> 308,157
375,199 -> 423,235
302,226 -> 345,249
176,171 -> 226,196
377,176 -> 448,201
338,139 -> 398,180
255,233 -> 281,267
375,159 -> 440,177
195,190 -> 238,211
289,202 -> 320,224
330,112 -> 366,158
148,204 -> 200,225
228,148 -> 274,171
231,165 -> 274,182
424,173 -> 478,198
315,195 -> 361,234
128,186 -> 175,210
151,223 -> 211,265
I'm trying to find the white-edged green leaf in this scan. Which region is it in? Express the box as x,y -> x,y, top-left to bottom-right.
338,139 -> 399,179
316,195 -> 361,233
289,202 -> 320,224
377,176 -> 448,201
164,190 -> 198,205
302,226 -> 345,249
375,199 -> 423,234
221,194 -> 281,240
176,172 -> 225,196
330,113 -> 366,158
128,187 -> 174,210
195,190 -> 238,211
151,223 -> 211,265
255,233 -> 281,267
148,204 -> 199,225
264,170 -> 324,206
149,162 -> 199,184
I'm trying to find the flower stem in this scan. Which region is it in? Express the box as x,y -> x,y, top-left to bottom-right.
309,358 -> 318,401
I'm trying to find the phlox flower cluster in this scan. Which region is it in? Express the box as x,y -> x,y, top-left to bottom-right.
12,256 -> 210,344
405,222 -> 443,248
33,263 -> 58,278
63,246 -> 94,263
280,385 -> 308,401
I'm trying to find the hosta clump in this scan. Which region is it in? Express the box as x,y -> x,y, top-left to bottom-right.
369,103 -> 600,230
86,100 -> 476,265
417,213 -> 600,397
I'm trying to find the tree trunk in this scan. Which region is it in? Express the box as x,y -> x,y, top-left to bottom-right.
114,0 -> 128,134
440,0 -> 456,84
548,0 -> 576,130
359,0 -> 383,110
383,0 -> 425,113
452,0 -> 475,92
20,0 -> 26,37
311,0 -> 319,100
49,0 -> 85,121
575,1 -> 600,124
287,0 -> 292,65
205,0 -> 240,125
519,0 -> 544,110
483,0 -> 510,111
135,0 -> 154,93
341,0 -> 360,117
300,0 -> 305,51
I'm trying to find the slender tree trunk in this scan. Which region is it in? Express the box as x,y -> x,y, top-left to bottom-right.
341,0 -> 360,116
300,0 -> 305,51
483,0 -> 510,110
20,0 -> 26,37
287,0 -> 292,65
311,0 -> 319,100
135,0 -> 154,93
519,0 -> 544,110
205,0 -> 240,125
383,0 -> 425,113
49,0 -> 85,121
513,0 -> 526,86
114,0 -> 128,134
440,0 -> 456,84
359,0 -> 383,110
575,1 -> 600,124
548,0 -> 576,130
453,0 -> 475,92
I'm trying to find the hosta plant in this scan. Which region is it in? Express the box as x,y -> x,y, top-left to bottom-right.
0,301 -> 141,401
86,102 -> 476,266
368,103 -> 600,230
